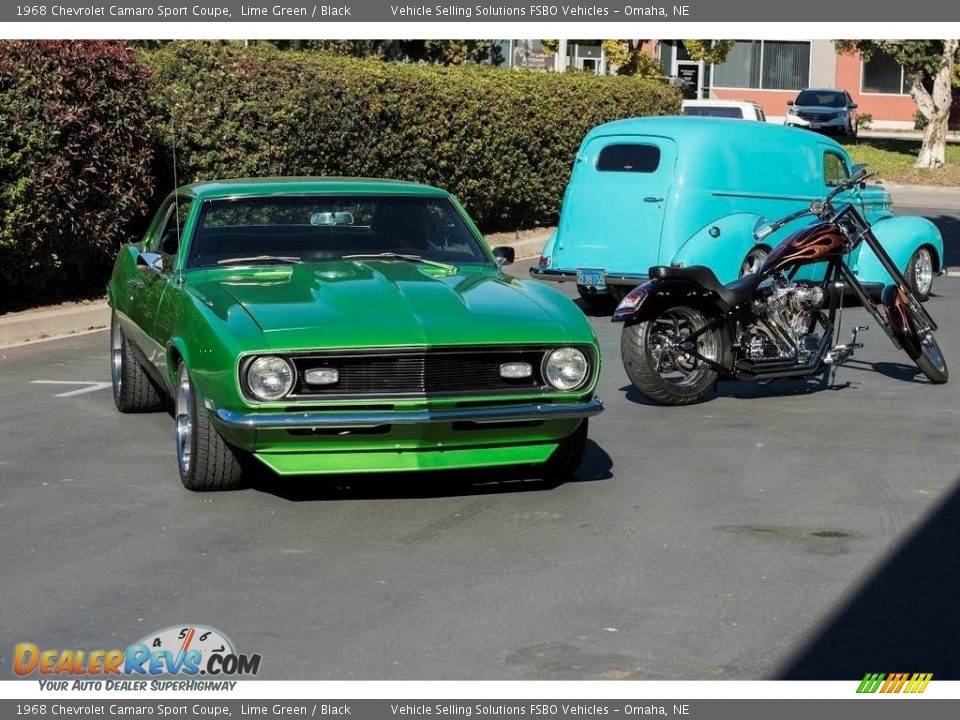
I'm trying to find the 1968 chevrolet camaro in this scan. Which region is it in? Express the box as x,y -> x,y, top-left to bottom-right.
107,178 -> 602,491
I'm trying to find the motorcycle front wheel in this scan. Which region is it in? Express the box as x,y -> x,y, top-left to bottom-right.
908,302 -> 949,384
621,305 -> 723,405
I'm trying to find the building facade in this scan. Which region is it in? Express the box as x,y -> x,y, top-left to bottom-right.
655,40 -> 927,129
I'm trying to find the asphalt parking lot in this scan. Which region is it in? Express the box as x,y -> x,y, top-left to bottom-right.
2,206 -> 960,681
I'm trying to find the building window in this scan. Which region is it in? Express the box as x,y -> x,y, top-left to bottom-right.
862,51 -> 909,94
711,40 -> 810,91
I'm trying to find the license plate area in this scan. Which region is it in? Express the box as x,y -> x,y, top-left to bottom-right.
576,268 -> 606,290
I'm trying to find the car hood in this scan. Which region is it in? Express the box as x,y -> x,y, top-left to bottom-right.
191,261 -> 570,350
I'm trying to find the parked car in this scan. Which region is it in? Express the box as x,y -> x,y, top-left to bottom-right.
108,178 -> 602,490
531,117 -> 943,310
682,99 -> 766,121
785,88 -> 859,136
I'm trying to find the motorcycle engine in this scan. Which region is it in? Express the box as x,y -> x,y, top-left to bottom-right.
744,279 -> 825,363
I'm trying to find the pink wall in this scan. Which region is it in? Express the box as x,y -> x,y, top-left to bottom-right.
711,87 -> 797,116
836,51 -> 917,123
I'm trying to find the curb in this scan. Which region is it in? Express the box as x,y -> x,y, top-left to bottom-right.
0,301 -> 110,349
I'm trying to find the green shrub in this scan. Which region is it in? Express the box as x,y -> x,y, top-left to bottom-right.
0,41 -> 155,312
856,113 -> 873,130
144,42 -> 681,231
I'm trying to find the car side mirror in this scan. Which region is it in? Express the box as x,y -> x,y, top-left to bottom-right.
491,246 -> 515,267
786,100 -> 794,106
137,251 -> 164,274
849,103 -> 858,109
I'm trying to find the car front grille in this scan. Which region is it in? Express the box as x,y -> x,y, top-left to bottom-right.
797,111 -> 836,122
278,347 -> 580,398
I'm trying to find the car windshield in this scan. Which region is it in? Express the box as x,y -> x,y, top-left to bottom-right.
795,91 -> 846,108
187,195 -> 491,268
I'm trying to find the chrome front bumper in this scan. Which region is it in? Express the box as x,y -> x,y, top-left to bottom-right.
215,398 -> 604,430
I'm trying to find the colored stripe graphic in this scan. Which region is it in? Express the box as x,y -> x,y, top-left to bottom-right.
858,672 -> 931,694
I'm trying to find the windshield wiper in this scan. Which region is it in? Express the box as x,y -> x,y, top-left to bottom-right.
342,252 -> 457,272
217,255 -> 301,266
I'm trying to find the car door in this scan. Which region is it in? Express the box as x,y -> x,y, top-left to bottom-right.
129,197 -> 191,379
554,135 -> 677,279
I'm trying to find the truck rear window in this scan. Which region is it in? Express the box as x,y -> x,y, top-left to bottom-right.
596,144 -> 661,173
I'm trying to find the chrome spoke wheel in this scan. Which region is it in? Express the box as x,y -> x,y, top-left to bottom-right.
648,308 -> 718,388
110,318 -> 123,395
175,367 -> 193,475
913,247 -> 933,298
740,247 -> 768,277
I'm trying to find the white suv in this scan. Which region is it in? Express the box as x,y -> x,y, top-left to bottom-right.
786,89 -> 859,137
681,99 -> 766,121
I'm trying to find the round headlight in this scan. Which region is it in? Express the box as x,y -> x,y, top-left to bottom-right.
246,356 -> 295,401
544,347 -> 589,391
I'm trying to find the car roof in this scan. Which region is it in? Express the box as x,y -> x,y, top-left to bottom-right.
798,88 -> 846,94
682,99 -> 761,108
177,177 -> 449,200
583,115 -> 841,150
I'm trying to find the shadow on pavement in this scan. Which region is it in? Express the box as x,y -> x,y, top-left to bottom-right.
922,213 -> 960,269
251,439 -> 613,502
779,475 -> 960,679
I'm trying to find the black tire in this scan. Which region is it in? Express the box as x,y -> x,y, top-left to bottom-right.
110,311 -> 164,413
576,286 -> 619,314
915,335 -> 949,384
543,419 -> 588,478
905,247 -> 935,301
621,305 -> 722,406
175,362 -> 247,491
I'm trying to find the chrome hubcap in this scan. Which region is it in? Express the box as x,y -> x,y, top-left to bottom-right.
740,249 -> 767,277
175,369 -> 193,474
111,319 -> 123,395
914,248 -> 933,296
922,334 -> 946,371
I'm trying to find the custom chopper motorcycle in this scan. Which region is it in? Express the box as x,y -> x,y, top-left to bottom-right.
612,165 -> 948,405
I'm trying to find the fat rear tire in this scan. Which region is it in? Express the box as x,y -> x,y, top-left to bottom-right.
111,312 -> 164,413
543,420 -> 589,478
621,307 -> 721,406
176,363 -> 247,491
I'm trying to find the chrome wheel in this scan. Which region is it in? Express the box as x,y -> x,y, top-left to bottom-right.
175,366 -> 193,475
110,318 -> 123,395
921,333 -> 946,373
740,247 -> 768,277
913,247 -> 934,298
647,307 -> 719,388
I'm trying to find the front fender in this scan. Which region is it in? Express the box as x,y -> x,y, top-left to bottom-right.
856,216 -> 944,285
670,213 -> 768,284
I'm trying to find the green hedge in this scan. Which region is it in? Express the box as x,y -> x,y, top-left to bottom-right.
0,41 -> 680,312
145,43 -> 680,231
0,41 -> 155,312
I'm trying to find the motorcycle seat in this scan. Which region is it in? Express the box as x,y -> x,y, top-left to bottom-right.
648,265 -> 760,309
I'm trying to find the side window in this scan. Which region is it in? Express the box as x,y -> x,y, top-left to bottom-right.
596,144 -> 661,173
823,153 -> 849,187
153,198 -> 192,270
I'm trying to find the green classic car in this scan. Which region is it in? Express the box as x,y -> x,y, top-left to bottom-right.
108,178 -> 602,490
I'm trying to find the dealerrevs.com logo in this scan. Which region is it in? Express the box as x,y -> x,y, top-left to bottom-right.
857,673 -> 933,694
14,625 -> 261,690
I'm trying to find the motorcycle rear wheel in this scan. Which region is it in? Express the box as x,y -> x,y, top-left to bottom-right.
621,305 -> 723,405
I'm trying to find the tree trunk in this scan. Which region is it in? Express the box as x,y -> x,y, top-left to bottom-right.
912,40 -> 957,169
